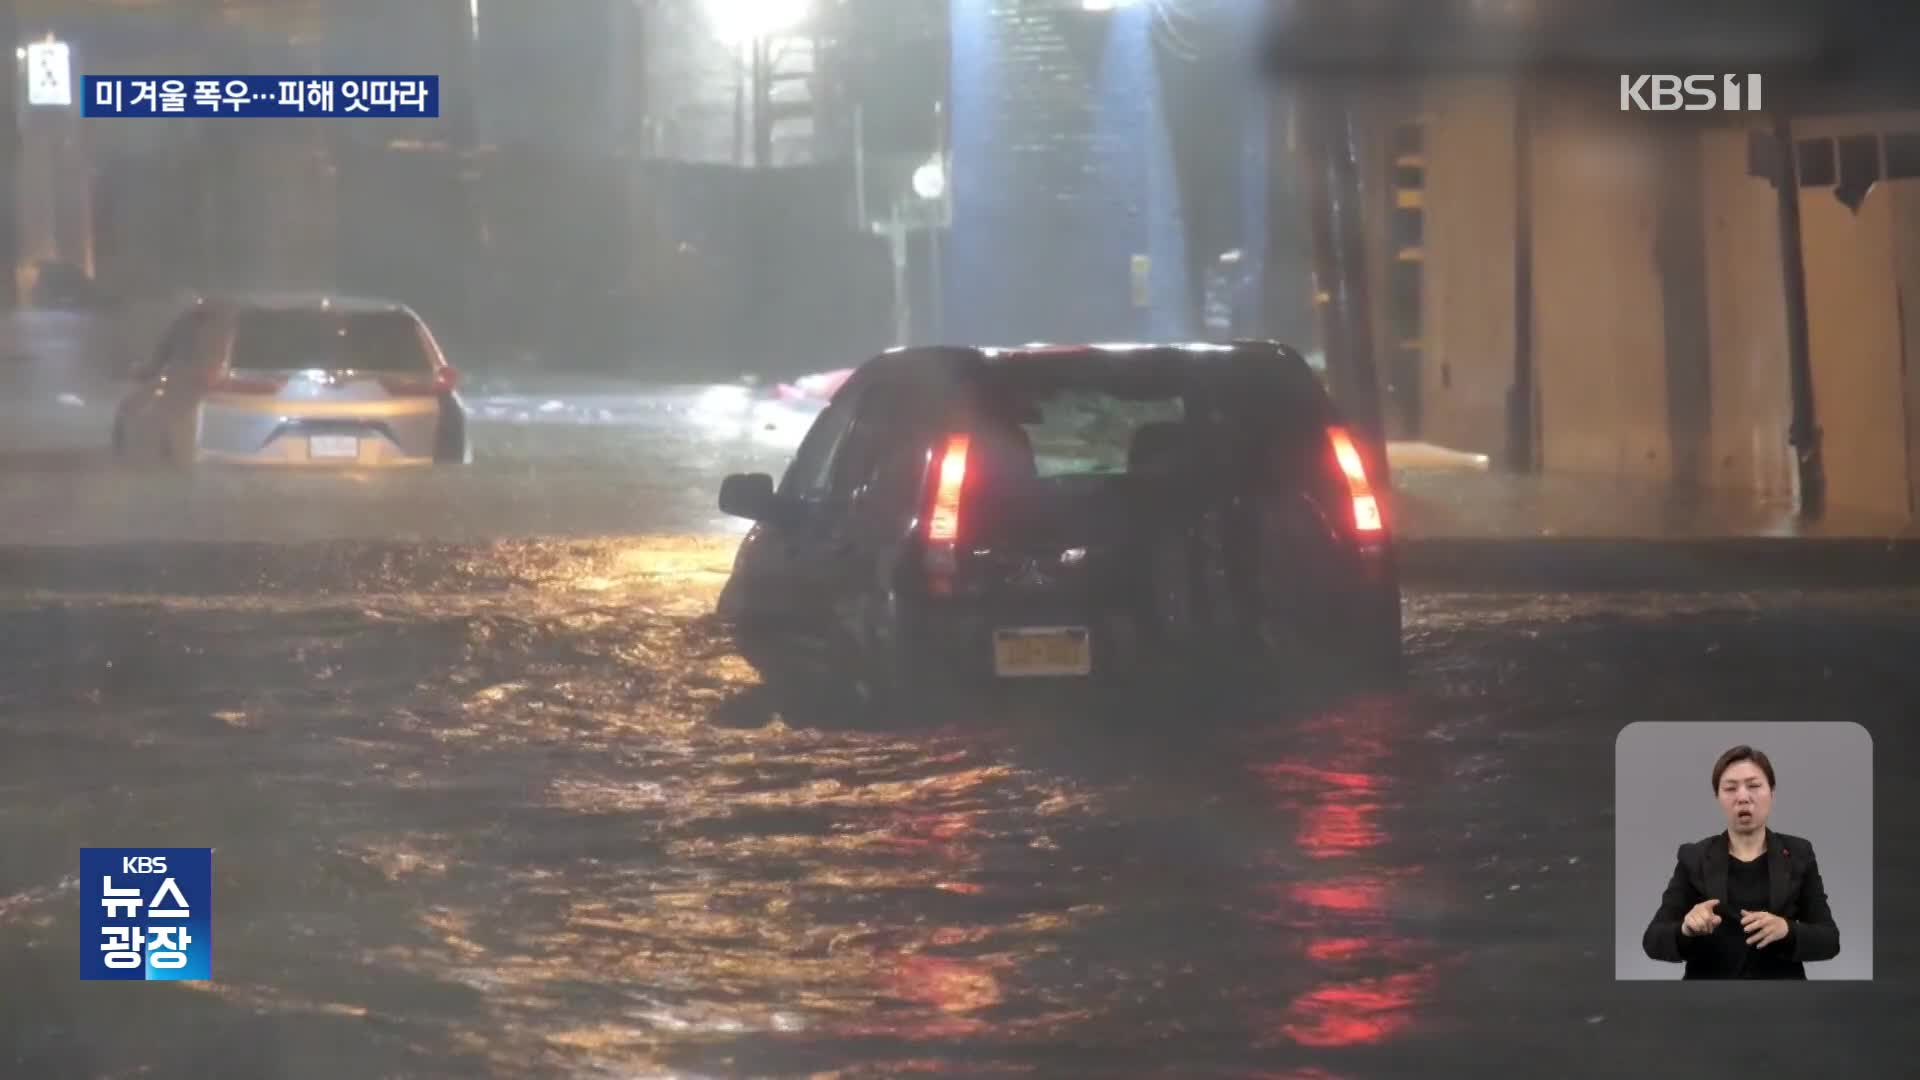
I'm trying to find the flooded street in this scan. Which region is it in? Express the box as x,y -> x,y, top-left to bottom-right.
0,375 -> 809,545
2,373 -> 1916,1077
10,0 -> 1920,1069
4,557 -> 1917,1076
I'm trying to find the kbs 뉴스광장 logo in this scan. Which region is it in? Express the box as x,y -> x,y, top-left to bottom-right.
80,848 -> 212,981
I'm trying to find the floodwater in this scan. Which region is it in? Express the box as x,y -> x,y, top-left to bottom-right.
2,323 -> 1916,1077
4,538 -> 1916,1077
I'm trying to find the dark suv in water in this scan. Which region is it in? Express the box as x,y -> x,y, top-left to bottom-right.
717,342 -> 1401,705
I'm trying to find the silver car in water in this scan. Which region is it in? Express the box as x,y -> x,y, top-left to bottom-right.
112,294 -> 471,466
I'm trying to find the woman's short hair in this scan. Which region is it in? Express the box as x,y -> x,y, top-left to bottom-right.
1712,745 -> 1776,791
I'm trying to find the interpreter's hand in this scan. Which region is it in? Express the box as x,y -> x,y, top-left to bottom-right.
1741,910 -> 1791,948
1681,898 -> 1723,937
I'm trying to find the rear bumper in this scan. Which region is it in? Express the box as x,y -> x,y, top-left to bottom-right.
192,395 -> 460,466
899,599 -> 1150,686
892,578 -> 1400,689
192,444 -> 436,467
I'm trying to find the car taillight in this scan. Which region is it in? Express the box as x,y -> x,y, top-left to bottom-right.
923,434 -> 970,591
1326,426 -> 1384,534
204,370 -> 286,395
928,434 -> 969,541
379,366 -> 460,396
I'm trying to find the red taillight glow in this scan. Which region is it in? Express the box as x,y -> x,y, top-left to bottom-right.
205,370 -> 287,395
927,434 -> 970,542
379,366 -> 459,397
1327,426 -> 1384,533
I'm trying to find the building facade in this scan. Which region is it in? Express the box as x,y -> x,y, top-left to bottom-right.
947,0 -> 1202,346
1412,84 -> 1920,522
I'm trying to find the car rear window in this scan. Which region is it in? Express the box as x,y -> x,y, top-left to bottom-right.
230,310 -> 432,373
1011,390 -> 1184,478
975,354 -> 1327,480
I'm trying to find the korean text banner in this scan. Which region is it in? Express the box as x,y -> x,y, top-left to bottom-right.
80,848 -> 213,981
82,76 -> 439,118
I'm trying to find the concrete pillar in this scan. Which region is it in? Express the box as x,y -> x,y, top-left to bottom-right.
1790,113 -> 1920,520
1529,98 -> 1673,480
16,98 -> 92,290
0,0 -> 16,308
1894,184 -> 1920,519
1701,126 -> 1794,503
1418,80 -> 1518,461
1298,96 -> 1387,464
16,114 -> 56,266
1353,97 -> 1414,440
1423,83 -> 1749,487
1421,89 -> 1920,519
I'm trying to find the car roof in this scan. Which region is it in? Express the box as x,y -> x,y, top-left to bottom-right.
189,292 -> 416,316
873,340 -> 1320,384
990,340 -> 1303,364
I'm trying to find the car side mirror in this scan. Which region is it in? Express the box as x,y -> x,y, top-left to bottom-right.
719,473 -> 780,521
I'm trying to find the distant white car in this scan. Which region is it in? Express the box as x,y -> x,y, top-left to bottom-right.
113,293 -> 470,466
774,367 -> 853,405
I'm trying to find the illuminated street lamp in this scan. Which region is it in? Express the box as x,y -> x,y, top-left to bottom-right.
912,157 -> 946,202
704,0 -> 811,46
705,0 -> 815,167
884,152 -> 950,346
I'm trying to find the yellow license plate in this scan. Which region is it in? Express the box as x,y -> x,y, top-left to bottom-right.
992,627 -> 1092,678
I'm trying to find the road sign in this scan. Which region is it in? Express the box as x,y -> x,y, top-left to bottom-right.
27,41 -> 73,107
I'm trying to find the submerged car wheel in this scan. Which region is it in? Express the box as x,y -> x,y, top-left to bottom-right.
433,394 -> 471,464
1341,598 -> 1406,687
1358,631 -> 1406,686
851,591 -> 903,713
852,589 -> 945,725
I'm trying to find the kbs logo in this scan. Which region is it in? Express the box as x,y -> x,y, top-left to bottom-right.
80,847 -> 212,981
1620,74 -> 1763,112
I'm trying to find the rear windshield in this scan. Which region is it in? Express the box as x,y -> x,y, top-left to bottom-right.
974,356 -> 1328,480
230,310 -> 432,373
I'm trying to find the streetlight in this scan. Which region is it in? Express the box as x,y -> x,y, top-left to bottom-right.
705,0 -> 814,167
704,0 -> 811,46
911,157 -> 946,202
889,154 -> 948,345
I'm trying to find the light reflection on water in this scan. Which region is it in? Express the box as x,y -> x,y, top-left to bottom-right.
1252,698 -> 1442,1050
0,537 -> 1470,1075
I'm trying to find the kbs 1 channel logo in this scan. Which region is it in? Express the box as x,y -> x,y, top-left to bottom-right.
1620,74 -> 1764,113
80,848 -> 212,982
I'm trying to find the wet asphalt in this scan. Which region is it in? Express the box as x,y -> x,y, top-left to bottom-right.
0,369 -> 1917,1078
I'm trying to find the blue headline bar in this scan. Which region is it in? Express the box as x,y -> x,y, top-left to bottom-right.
82,76 -> 439,118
